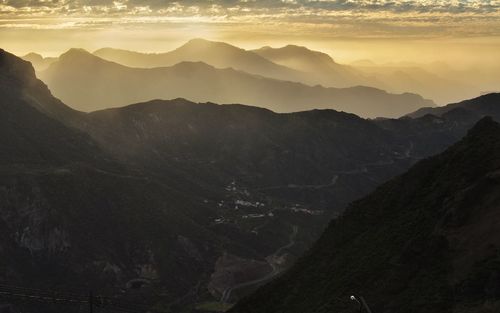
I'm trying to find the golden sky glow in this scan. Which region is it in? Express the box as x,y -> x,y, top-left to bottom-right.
1,1 -> 499,66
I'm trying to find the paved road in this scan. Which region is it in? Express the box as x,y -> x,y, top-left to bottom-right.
220,225 -> 298,304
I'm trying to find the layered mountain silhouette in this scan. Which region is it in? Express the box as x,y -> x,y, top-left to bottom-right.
39,48 -> 433,118
91,39 -> 482,104
3,47 -> 500,310
94,38 -> 304,81
352,62 -> 477,105
21,52 -> 57,71
0,49 -> 255,309
233,117 -> 500,313
23,39 -> 493,105
252,45 -> 371,88
95,39 -> 366,88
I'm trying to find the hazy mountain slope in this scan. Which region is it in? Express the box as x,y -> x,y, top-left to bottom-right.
0,48 -> 431,308
40,49 -> 433,118
0,49 -> 246,309
94,40 -> 469,104
407,93 -> 500,119
352,63 -> 477,105
232,117 -> 500,313
94,38 -> 304,82
252,45 -> 371,88
3,47 -> 500,309
21,52 -> 57,71
78,95 -> 500,226
79,95 -> 500,304
83,99 -> 413,212
78,95 -> 500,304
5,48 -> 406,308
0,50 -> 97,165
252,45 -> 475,104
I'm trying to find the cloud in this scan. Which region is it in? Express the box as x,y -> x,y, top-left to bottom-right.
3,0 -> 499,13
1,0 -> 499,38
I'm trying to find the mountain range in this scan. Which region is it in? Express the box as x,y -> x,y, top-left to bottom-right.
21,52 -> 57,71
92,38 -> 484,105
0,48 -> 232,310
233,116 -> 500,313
37,48 -> 432,118
408,93 -> 500,120
94,39 -> 367,89
92,39 -> 484,105
94,39 -> 304,83
2,46 -> 500,312
22,39 -> 497,109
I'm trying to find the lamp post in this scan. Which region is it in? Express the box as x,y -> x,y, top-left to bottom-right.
350,295 -> 372,313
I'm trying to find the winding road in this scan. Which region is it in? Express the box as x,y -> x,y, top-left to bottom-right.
220,225 -> 298,304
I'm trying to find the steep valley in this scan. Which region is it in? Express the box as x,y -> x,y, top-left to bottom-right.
2,47 -> 500,312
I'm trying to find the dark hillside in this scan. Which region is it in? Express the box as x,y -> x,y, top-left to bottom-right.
232,117 -> 500,313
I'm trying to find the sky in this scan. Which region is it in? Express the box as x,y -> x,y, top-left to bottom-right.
1,0 -> 499,66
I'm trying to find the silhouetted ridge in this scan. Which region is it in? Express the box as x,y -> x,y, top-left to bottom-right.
1,49 -> 80,121
3,49 -> 500,311
232,117 -> 500,313
466,116 -> 497,136
0,52 -> 232,310
407,93 -> 500,119
1,48 -> 37,86
40,50 -> 433,117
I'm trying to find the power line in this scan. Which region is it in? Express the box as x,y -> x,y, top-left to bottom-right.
0,282 -> 168,313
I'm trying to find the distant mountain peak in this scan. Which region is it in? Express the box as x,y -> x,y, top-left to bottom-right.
21,52 -> 58,71
180,38 -> 241,51
255,44 -> 336,63
56,48 -> 121,69
283,44 -> 311,51
60,48 -> 93,59
251,44 -> 348,79
186,37 -> 211,44
170,60 -> 216,70
22,52 -> 43,61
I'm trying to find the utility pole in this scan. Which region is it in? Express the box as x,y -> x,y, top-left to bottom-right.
89,291 -> 94,313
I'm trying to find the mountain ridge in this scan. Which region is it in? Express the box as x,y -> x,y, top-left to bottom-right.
40,48 -> 434,118
232,116 -> 500,313
4,47 -> 500,310
94,38 -> 304,80
407,93 -> 500,119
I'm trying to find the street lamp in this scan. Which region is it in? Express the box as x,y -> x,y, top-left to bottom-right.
350,295 -> 373,313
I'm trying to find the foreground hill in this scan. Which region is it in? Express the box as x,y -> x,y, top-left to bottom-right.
82,99 -> 414,212
3,47 -> 500,309
39,48 -> 433,118
233,117 -> 500,313
0,48 -> 250,310
2,48 -> 437,309
76,96 -> 500,305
